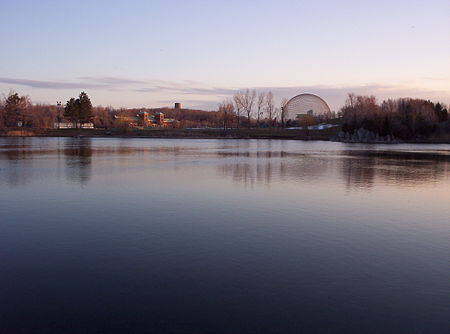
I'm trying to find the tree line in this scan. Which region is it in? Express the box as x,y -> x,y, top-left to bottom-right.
0,91 -> 227,129
340,93 -> 449,139
219,90 -> 289,130
0,90 -> 293,130
0,91 -> 96,129
218,89 -> 339,130
1,90 -> 449,139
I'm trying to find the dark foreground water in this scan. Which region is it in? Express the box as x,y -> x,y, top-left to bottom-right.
0,138 -> 449,334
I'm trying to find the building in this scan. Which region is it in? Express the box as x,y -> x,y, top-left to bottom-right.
114,111 -> 179,128
296,109 -> 314,120
54,122 -> 94,129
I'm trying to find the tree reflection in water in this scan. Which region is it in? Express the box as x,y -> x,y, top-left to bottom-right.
0,138 -> 34,186
0,138 -> 449,191
340,151 -> 449,190
217,148 -> 449,190
63,138 -> 93,184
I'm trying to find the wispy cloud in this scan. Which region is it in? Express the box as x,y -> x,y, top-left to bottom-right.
78,76 -> 148,85
142,82 -> 450,110
0,77 -> 103,89
167,84 -> 450,110
1,76 -> 449,110
0,76 -> 147,90
0,77 -> 235,96
136,85 -> 235,96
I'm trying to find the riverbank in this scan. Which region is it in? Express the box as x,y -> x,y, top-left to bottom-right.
0,127 -> 340,141
1,127 -> 450,143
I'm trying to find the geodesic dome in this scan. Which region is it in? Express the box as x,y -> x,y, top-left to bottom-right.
284,93 -> 331,120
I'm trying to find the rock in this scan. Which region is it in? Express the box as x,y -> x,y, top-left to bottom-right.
336,128 -> 399,144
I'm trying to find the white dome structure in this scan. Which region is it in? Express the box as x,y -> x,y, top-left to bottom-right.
284,93 -> 331,120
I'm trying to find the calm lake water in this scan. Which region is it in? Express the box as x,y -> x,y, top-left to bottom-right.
0,137 -> 449,334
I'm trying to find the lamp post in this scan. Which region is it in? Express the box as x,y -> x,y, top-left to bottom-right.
56,101 -> 62,128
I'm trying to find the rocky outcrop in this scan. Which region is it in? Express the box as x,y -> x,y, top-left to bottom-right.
334,128 -> 399,144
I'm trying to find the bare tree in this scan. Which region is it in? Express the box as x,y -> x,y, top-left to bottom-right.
234,89 -> 256,128
0,94 -> 6,129
28,104 -> 56,128
280,97 -> 288,127
273,107 -> 280,126
256,92 -> 265,127
265,91 -> 275,127
93,106 -> 114,129
218,99 -> 234,131
233,92 -> 243,129
347,93 -> 356,108
245,89 -> 256,128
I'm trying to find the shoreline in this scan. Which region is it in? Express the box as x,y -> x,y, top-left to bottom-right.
1,128 -> 450,144
0,128 -> 339,141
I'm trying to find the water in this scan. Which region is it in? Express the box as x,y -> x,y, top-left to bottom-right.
0,137 -> 449,334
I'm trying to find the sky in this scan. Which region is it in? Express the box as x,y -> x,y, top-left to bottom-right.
0,0 -> 449,111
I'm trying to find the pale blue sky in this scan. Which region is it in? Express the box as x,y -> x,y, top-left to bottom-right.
1,0 -> 449,110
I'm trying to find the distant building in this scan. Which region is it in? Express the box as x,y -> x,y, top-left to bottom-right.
54,122 -> 94,129
114,111 -> 179,128
174,103 -> 182,109
296,109 -> 314,120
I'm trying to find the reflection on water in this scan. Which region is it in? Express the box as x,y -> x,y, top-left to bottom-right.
63,138 -> 93,184
0,138 -> 449,190
0,138 -> 449,334
218,154 -> 332,188
341,152 -> 448,189
217,147 -> 450,190
0,138 -> 34,186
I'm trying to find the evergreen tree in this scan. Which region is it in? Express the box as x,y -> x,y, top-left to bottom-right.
78,92 -> 93,126
64,97 -> 79,127
64,92 -> 93,128
4,92 -> 28,127
434,103 -> 448,122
